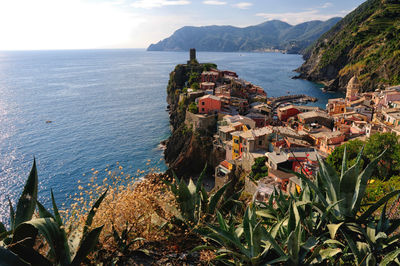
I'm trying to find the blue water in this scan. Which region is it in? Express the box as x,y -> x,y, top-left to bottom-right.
0,49 -> 341,222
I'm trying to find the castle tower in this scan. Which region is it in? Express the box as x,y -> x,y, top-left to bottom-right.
346,76 -> 361,100
190,48 -> 196,61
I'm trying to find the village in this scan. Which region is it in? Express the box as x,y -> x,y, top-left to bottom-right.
179,49 -> 400,201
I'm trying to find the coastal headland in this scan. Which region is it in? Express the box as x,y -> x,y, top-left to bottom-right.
164,48 -> 400,201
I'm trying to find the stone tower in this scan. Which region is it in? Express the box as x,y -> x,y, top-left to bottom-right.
346,76 -> 361,100
190,48 -> 196,61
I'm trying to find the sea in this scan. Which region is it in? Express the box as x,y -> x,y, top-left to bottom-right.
0,49 -> 343,222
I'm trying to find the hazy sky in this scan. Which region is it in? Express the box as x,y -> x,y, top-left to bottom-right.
0,0 -> 365,50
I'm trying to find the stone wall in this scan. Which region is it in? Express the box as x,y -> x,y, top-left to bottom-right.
185,111 -> 216,132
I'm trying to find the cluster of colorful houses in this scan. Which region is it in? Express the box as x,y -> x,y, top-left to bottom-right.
182,51 -> 400,201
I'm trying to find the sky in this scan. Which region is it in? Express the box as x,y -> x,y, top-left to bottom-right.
0,0 -> 366,50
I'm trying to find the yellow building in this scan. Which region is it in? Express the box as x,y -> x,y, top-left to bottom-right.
231,131 -> 241,160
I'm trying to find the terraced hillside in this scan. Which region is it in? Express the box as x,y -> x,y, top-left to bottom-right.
297,0 -> 400,91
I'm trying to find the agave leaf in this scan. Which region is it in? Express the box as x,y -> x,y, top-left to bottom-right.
305,244 -> 324,264
386,219 -> 400,236
286,224 -> 300,262
341,145 -> 348,180
187,178 -> 196,196
207,224 -> 249,258
365,253 -> 376,266
51,189 -> 63,226
319,248 -> 341,260
366,222 -> 376,244
266,255 -> 289,264
339,160 -> 361,218
20,218 -> 71,265
71,225 -> 103,266
358,190 -> 400,222
351,150 -> 385,216
256,209 -> 277,220
323,239 -> 345,247
14,159 -> 38,228
376,203 -> 388,233
0,222 -> 6,234
262,226 -> 286,257
0,246 -> 31,266
190,245 -> 217,253
295,173 -> 329,207
327,222 -> 344,239
83,189 -> 108,237
196,164 -> 207,193
216,211 -> 228,231
208,181 -> 230,215
36,200 -> 54,219
8,198 -> 15,230
317,155 -> 339,204
177,179 -> 195,221
342,230 -> 362,263
242,207 -> 253,256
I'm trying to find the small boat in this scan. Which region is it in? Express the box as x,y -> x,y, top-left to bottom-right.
46,120 -> 53,124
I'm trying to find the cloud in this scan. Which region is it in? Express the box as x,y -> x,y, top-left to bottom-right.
203,0 -> 227,5
321,2 -> 333,8
131,0 -> 190,9
233,2 -> 253,9
256,10 -> 341,25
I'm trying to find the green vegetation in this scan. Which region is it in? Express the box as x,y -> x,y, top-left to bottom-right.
194,149 -> 400,264
0,160 -> 106,265
1,149 -> 400,264
191,82 -> 199,90
188,102 -> 198,114
326,132 -> 400,180
250,156 -> 269,181
303,0 -> 400,90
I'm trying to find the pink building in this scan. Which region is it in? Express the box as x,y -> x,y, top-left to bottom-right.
198,95 -> 222,114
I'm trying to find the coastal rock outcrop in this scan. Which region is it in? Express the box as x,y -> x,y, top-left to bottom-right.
164,62 -> 223,178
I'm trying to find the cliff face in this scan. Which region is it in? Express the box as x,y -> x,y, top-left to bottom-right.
164,63 -> 224,178
297,0 -> 400,92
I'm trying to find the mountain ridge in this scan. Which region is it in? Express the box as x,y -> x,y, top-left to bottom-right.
147,18 -> 342,54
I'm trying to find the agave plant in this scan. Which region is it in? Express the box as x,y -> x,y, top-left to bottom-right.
0,159 -> 107,265
0,158 -> 39,242
197,204 -> 342,265
163,165 -> 235,227
196,147 -> 400,265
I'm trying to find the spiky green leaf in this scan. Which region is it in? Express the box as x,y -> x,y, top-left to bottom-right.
14,159 -> 38,228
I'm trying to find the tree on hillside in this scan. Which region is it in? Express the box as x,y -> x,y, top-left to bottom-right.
327,133 -> 400,180
326,139 -> 365,172
364,132 -> 400,179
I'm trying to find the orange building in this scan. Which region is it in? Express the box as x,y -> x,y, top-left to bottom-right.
327,98 -> 346,115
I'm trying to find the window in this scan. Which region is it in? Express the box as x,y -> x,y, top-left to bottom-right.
258,140 -> 262,145
201,108 -> 205,112
234,139 -> 239,144
202,102 -> 205,105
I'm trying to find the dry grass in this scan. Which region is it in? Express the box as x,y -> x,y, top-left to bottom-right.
63,163 -> 186,262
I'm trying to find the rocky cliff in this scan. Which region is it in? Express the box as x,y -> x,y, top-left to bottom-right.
297,0 -> 400,92
164,63 -> 224,178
